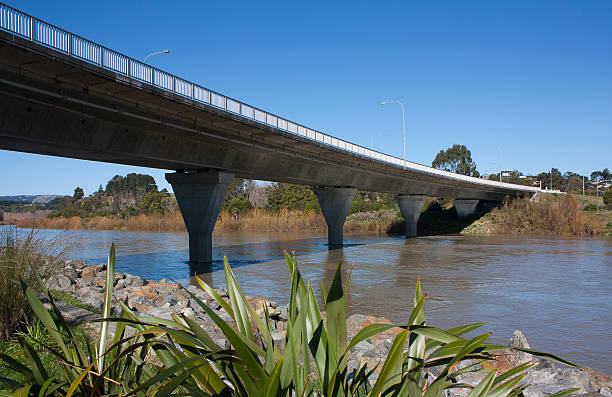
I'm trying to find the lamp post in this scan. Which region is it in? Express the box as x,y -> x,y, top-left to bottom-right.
484,145 -> 502,184
381,100 -> 406,166
144,49 -> 170,63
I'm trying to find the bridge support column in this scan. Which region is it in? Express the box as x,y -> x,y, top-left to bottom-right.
312,187 -> 357,246
395,195 -> 428,237
453,199 -> 479,217
166,170 -> 234,263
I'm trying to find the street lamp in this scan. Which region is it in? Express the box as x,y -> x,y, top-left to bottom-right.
381,100 -> 406,166
144,49 -> 170,63
484,145 -> 502,184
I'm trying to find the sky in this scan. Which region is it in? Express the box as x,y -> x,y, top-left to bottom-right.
1,1 -> 610,196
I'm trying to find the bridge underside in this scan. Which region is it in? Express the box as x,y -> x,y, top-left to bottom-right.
0,30 -> 531,262
0,30 -> 527,201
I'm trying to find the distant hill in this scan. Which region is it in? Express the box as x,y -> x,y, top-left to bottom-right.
0,195 -> 63,204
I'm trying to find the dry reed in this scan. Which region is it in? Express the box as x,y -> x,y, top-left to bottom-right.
489,195 -> 601,235
0,227 -> 73,340
10,208 -> 401,234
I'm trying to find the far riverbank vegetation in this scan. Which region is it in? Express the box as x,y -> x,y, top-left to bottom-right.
1,168 -> 610,237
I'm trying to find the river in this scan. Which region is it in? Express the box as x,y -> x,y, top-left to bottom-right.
6,227 -> 612,373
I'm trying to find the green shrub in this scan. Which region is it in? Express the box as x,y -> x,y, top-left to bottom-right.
603,188 -> 612,208
583,203 -> 598,212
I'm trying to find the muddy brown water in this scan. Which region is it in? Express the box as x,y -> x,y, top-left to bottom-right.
7,226 -> 612,373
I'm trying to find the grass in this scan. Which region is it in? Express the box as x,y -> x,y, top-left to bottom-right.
463,194 -> 605,236
9,208 -> 402,234
0,227 -> 72,341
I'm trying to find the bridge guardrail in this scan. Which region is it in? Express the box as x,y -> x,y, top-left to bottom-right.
0,2 -> 539,193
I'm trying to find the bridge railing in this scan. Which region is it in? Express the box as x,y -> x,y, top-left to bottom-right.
0,2 -> 539,193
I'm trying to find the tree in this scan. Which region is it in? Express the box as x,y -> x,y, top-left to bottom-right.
222,178 -> 253,216
603,187 -> 612,209
105,174 -> 158,212
536,168 -> 563,190
265,183 -> 319,212
73,186 -> 84,200
432,144 -> 479,177
591,168 -> 611,183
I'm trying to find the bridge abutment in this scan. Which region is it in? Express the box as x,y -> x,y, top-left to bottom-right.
312,187 -> 357,246
395,194 -> 428,237
165,170 -> 234,263
453,199 -> 479,217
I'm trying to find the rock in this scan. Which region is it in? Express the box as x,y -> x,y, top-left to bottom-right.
75,286 -> 103,298
582,367 -> 612,392
127,294 -> 146,308
277,305 -> 288,321
124,275 -> 145,287
270,331 -> 285,349
45,299 -> 98,324
275,320 -> 286,332
45,277 -> 60,290
521,360 -> 594,397
164,297 -> 178,307
216,287 -> 229,297
82,297 -> 103,312
115,279 -> 127,290
55,274 -> 73,290
80,267 -> 98,280
67,260 -> 87,270
62,266 -> 79,279
147,308 -> 172,320
181,307 -> 196,318
600,388 -> 612,397
159,278 -> 169,284
507,329 -> 532,365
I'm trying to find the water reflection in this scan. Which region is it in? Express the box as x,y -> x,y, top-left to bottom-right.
4,226 -> 611,373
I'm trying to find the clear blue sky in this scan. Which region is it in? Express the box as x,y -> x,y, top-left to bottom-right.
2,1 -> 610,196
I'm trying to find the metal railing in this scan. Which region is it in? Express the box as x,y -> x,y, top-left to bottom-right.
0,2 -> 539,193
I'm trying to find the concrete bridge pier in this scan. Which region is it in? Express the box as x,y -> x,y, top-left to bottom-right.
166,170 -> 234,263
453,199 -> 479,217
395,194 -> 428,237
312,187 -> 357,246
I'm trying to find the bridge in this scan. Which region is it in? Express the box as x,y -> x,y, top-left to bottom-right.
0,3 -> 541,262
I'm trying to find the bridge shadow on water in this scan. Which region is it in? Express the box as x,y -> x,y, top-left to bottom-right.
388,200 -> 500,236
88,236 -> 373,285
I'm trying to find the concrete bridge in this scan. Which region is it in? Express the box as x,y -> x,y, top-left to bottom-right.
0,3 -> 541,262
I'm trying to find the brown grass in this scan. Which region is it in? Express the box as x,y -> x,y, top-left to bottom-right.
484,195 -> 602,236
0,228 -> 72,340
9,208 -> 402,234
216,209 -> 327,232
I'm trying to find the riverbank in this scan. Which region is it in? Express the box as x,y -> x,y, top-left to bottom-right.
462,194 -> 610,236
6,208 -> 400,234
42,259 -> 612,396
5,194 -> 610,237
